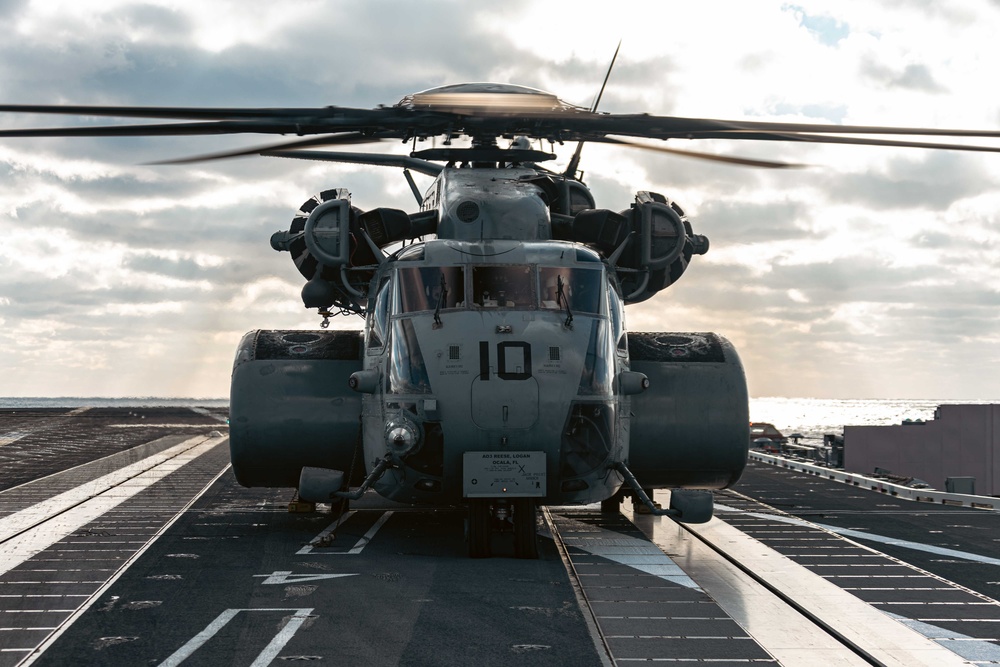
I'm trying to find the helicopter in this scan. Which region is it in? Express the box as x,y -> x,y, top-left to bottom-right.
4,80 -> 1000,559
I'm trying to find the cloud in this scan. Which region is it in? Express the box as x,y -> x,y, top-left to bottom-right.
0,0 -> 27,19
822,152 -> 991,209
860,58 -> 947,93
1,1 -> 999,399
695,199 -> 816,243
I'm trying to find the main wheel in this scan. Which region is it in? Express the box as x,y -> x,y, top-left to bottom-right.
600,489 -> 624,514
513,498 -> 539,559
468,499 -> 492,558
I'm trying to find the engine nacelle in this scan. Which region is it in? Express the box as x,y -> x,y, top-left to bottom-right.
229,329 -> 364,488
627,332 -> 749,489
617,192 -> 709,304
270,189 -> 437,315
554,191 -> 710,304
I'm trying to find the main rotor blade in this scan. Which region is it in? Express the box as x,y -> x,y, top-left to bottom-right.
669,130 -> 1000,153
689,119 -> 1000,138
599,136 -> 807,168
0,103 -> 370,121
264,149 -> 443,177
147,132 -> 382,165
576,113 -> 1000,142
4,96 -> 1000,155
0,106 -> 395,138
0,120 -> 320,138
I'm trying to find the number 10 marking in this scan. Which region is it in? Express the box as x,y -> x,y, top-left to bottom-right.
479,341 -> 532,381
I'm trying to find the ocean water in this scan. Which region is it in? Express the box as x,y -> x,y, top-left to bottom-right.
749,397 -> 998,443
2,396 -> 995,445
0,397 -> 229,409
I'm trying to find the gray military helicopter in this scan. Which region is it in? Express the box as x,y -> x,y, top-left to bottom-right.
4,77 -> 1000,558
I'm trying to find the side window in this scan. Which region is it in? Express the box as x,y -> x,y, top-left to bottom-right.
388,319 -> 431,394
608,286 -> 627,352
578,320 -> 614,396
367,277 -> 391,349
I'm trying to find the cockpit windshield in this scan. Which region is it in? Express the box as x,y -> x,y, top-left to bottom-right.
397,267 -> 465,313
538,267 -> 602,315
391,263 -> 604,314
471,266 -> 534,308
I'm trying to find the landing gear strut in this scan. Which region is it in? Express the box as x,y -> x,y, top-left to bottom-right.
468,498 -> 492,558
600,488 -> 626,514
466,498 -> 540,559
513,498 -> 538,559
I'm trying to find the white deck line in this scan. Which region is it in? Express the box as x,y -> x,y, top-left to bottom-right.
716,503 -> 1000,567
550,514 -> 701,589
156,608 -> 314,667
0,435 -> 225,576
20,462 -> 232,666
297,511 -> 394,555
749,451 -> 1000,510
652,510 -> 975,667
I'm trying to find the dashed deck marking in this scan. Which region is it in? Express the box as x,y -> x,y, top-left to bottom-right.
0,408 -> 89,447
0,433 -> 29,447
14,458 -> 233,667
157,608 -> 314,667
717,504 -> 1000,567
0,436 -> 224,576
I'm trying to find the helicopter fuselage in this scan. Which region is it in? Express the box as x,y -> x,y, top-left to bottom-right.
360,237 -> 627,506
229,158 -> 749,556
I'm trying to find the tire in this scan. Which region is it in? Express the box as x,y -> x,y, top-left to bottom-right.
468,499 -> 492,558
513,498 -> 539,559
600,494 -> 621,514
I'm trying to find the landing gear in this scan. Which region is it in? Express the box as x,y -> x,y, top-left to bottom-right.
330,496 -> 350,518
632,487 -> 662,514
467,498 -> 540,559
600,488 -> 626,514
513,498 -> 538,559
468,498 -> 492,558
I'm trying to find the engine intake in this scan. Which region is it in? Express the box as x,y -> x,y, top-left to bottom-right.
271,189 -> 438,315
616,192 -> 709,304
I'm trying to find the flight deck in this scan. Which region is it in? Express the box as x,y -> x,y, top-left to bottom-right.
1,407 -> 999,666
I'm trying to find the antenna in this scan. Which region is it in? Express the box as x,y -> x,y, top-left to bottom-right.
564,40 -> 621,179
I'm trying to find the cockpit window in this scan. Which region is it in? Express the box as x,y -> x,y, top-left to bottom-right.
608,285 -> 627,352
397,267 -> 465,313
471,266 -> 534,309
367,277 -> 391,349
538,267 -> 602,315
388,318 -> 432,394
578,319 -> 615,395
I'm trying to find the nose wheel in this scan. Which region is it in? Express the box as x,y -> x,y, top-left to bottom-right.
468,498 -> 492,558
466,498 -> 539,559
513,498 -> 539,559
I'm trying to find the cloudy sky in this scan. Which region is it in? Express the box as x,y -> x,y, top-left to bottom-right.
0,0 -> 998,400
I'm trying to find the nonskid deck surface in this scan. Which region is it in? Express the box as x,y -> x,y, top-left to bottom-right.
0,410 -> 997,666
0,407 -> 229,493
